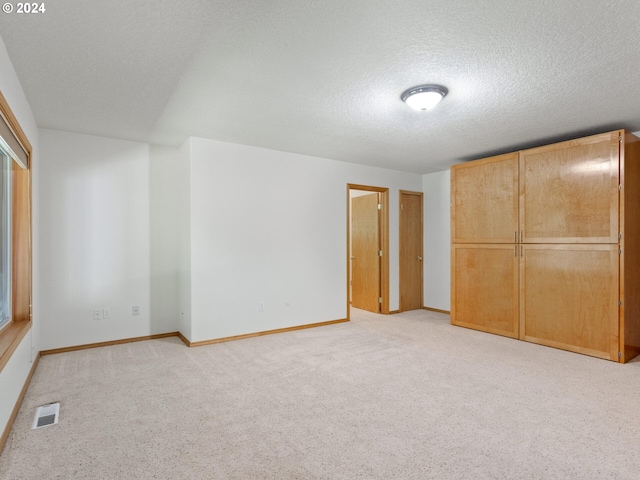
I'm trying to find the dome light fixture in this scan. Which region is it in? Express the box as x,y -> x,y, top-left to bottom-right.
401,85 -> 448,111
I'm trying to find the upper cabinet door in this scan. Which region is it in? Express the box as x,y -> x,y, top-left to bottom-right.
519,131 -> 620,243
451,152 -> 519,243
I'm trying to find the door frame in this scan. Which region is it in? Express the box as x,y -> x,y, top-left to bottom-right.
347,184 -> 389,319
399,190 -> 424,312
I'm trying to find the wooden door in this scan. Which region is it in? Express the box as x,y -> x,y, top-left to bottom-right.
451,244 -> 519,338
451,152 -> 519,243
400,191 -> 423,311
520,244 -> 619,360
519,131 -> 620,243
352,193 -> 380,312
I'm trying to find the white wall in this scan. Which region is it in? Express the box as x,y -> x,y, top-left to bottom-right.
0,34 -> 39,442
38,129 -> 160,350
186,138 -> 422,342
150,145 -> 180,334
0,328 -> 33,436
423,170 -> 451,311
177,139 -> 192,339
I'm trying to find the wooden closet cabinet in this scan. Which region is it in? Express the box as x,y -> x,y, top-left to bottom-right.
451,129 -> 640,363
450,152 -> 519,337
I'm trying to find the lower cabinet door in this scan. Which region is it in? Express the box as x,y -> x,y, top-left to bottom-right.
451,244 -> 519,338
520,244 -> 619,360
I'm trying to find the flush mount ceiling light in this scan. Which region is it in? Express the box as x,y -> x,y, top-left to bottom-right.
401,85 -> 448,111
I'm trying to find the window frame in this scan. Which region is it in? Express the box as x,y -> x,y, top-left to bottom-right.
0,148 -> 11,331
0,89 -> 32,374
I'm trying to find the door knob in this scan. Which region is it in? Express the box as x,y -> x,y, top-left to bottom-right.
418,256 -> 422,261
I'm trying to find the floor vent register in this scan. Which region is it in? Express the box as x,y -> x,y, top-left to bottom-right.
32,402 -> 60,429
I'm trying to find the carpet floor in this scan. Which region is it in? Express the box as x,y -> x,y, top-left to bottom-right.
1,308 -> 639,479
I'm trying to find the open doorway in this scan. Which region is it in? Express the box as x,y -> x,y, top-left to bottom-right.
347,184 -> 389,319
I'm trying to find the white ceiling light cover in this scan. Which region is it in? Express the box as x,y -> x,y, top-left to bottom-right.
402,85 -> 448,111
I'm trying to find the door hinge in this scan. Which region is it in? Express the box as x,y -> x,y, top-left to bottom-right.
618,184 -> 623,191
378,250 -> 383,257
619,135 -> 623,143
619,299 -> 622,307
378,297 -> 382,304
619,232 -> 622,240
619,351 -> 623,359
619,248 -> 622,255
400,204 -> 404,210
377,203 -> 382,210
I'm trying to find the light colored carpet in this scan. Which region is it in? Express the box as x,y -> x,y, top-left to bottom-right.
1,308 -> 640,479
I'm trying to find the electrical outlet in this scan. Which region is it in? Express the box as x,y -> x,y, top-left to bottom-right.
132,306 -> 140,316
93,309 -> 102,321
103,307 -> 111,319
259,301 -> 265,312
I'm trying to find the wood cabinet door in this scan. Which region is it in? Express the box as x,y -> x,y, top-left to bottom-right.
451,153 -> 519,243
519,131 -> 620,243
520,245 -> 619,360
451,244 -> 519,338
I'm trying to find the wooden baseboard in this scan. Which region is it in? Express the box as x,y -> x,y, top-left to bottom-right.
176,332 -> 191,347
39,318 -> 351,353
0,352 -> 39,455
390,308 -> 450,315
423,306 -> 451,315
39,317 -> 353,353
40,332 -> 180,356
189,318 -> 349,347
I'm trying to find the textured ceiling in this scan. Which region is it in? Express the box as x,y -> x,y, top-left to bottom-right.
1,0 -> 640,173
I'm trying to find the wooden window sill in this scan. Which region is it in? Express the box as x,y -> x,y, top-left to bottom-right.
0,320 -> 31,374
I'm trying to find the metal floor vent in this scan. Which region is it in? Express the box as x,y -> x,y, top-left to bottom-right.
32,402 -> 60,430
